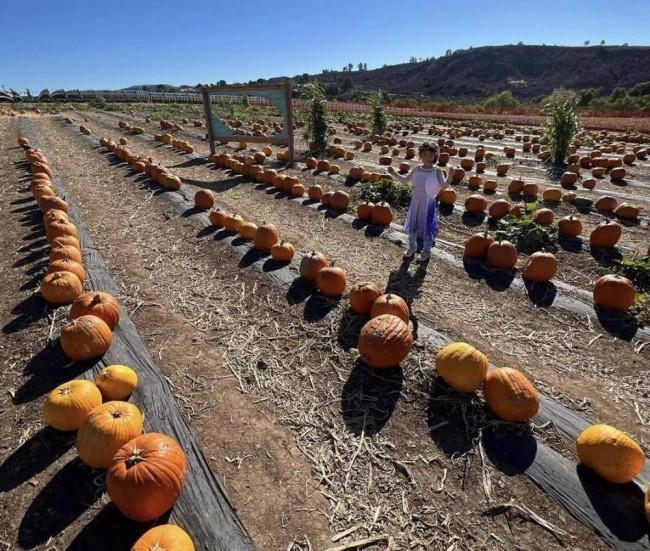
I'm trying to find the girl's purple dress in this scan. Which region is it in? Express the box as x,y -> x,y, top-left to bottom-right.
402,166 -> 441,239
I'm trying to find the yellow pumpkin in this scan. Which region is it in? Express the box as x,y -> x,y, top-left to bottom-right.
95,365 -> 138,400
435,342 -> 488,393
43,380 -> 103,431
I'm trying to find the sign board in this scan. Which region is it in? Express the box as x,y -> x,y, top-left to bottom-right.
201,82 -> 294,163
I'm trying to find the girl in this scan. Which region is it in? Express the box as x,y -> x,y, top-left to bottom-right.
388,142 -> 453,261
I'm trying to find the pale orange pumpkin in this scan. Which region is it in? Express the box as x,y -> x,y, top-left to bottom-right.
40,271 -> 83,304
95,365 -> 138,400
253,222 -> 279,251
43,380 -> 103,431
593,274 -> 636,312
316,262 -> 347,297
131,525 -> 195,551
483,368 -> 539,422
300,251 -> 328,282
370,293 -> 409,324
349,281 -> 382,314
358,314 -> 413,369
77,401 -> 143,468
68,292 -> 121,331
270,240 -> 295,262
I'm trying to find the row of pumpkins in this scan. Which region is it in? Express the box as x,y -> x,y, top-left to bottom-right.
348,281 -> 649,509
63,126 -> 650,528
17,136 -> 196,550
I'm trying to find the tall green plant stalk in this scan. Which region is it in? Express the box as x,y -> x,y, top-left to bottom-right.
370,89 -> 387,137
302,81 -> 329,156
542,91 -> 581,166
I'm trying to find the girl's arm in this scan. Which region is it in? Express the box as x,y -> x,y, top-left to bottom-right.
436,167 -> 452,190
387,165 -> 415,184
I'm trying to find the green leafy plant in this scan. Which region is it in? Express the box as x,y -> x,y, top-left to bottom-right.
542,90 -> 581,166
495,214 -> 557,253
369,89 -> 387,137
302,81 -> 329,156
611,255 -> 650,294
359,177 -> 412,208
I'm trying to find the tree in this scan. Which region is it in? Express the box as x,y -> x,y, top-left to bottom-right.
600,39 -> 605,45
217,80 -> 227,86
445,49 -> 452,56
483,90 -> 519,108
358,62 -> 364,71
542,90 -> 581,166
409,56 -> 418,63
342,77 -> 353,93
609,87 -> 627,101
584,40 -> 590,46
302,81 -> 329,156
578,87 -> 602,106
369,89 -> 387,137
363,63 -> 368,70
348,63 -> 353,72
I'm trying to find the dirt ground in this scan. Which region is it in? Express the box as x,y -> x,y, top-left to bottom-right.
0,110 -> 648,550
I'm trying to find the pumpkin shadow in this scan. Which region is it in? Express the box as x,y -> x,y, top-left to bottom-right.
13,246 -> 49,268
577,464 -> 649,542
426,379 -> 484,457
10,196 -> 34,206
589,245 -> 623,268
336,308 -> 367,351
461,211 -> 486,227
341,360 -> 403,437
13,341 -> 90,405
67,506 -> 164,551
2,293 -> 50,334
262,258 -> 289,272
303,292 -> 340,322
18,457 -> 100,549
594,305 -> 639,341
481,423 -> 537,475
462,257 -> 516,291
437,203 -> 455,217
286,278 -> 316,306
558,236 -> 584,253
196,225 -> 217,239
181,206 -> 205,218
238,247 -> 266,268
0,427 -> 75,492
170,157 -> 207,169
523,280 -> 558,307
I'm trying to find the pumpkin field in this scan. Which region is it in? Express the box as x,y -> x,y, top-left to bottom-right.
0,102 -> 649,551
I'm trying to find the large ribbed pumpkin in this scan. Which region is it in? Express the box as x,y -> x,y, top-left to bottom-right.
50,244 -> 82,264
521,251 -> 557,282
77,401 -> 143,468
132,525 -> 195,551
253,222 -> 279,251
68,291 -> 121,330
46,260 -> 86,285
576,424 -> 645,483
46,218 -> 78,245
300,251 -> 328,282
40,271 -> 83,304
593,274 -> 636,312
349,281 -> 382,314
43,380 -> 103,431
317,263 -> 347,297
107,433 -> 187,522
370,293 -> 409,324
483,368 -> 539,422
435,342 -> 488,392
60,315 -> 113,361
358,314 -> 413,369
590,220 -> 621,248
95,365 -> 138,400
464,230 -> 494,259
486,240 -> 518,270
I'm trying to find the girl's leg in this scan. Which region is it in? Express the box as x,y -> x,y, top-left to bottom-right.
404,232 -> 418,257
423,234 -> 434,253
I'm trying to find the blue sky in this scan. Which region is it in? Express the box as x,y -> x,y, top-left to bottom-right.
1,0 -> 649,93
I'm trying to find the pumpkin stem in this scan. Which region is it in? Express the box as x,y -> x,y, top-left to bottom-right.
92,294 -> 102,305
125,450 -> 144,468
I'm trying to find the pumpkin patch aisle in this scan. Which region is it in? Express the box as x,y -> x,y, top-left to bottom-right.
2,108 -> 649,550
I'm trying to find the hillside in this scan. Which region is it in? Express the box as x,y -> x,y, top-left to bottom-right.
281,45 -> 650,100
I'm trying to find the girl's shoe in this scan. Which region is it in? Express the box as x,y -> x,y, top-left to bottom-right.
403,248 -> 416,258
416,251 -> 431,262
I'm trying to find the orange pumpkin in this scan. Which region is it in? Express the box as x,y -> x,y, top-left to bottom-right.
464,230 -> 494,259
107,433 -> 187,522
370,293 -> 409,324
46,259 -> 86,284
521,251 -> 557,282
590,220 -> 621,248
593,274 -> 636,312
209,208 -> 229,228
224,213 -> 244,233
488,200 -> 511,220
307,185 -> 323,202
558,215 -> 582,237
358,314 -> 413,369
38,195 -> 69,215
594,196 -> 618,213
349,281 -> 382,314
238,221 -> 257,240
60,315 -> 113,361
131,525 -> 195,551
300,251 -> 328,282
95,365 -> 138,400
577,424 -> 645,483
46,218 -> 78,245
435,342 -> 488,393
615,203 -> 641,220
330,190 -> 350,211
77,401 -> 143,468
50,244 -> 82,264
356,201 -> 375,221
194,189 -> 215,210
68,292 -> 121,330
253,222 -> 279,251
465,194 -> 488,214
532,208 -> 554,226
43,380 -> 103,431
317,263 -> 347,297
483,368 -> 539,422
270,240 -> 295,262
372,202 -> 393,226
40,271 -> 83,304
486,240 -> 518,270
51,235 -> 81,250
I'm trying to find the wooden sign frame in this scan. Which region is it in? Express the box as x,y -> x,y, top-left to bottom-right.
201,82 -> 294,164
